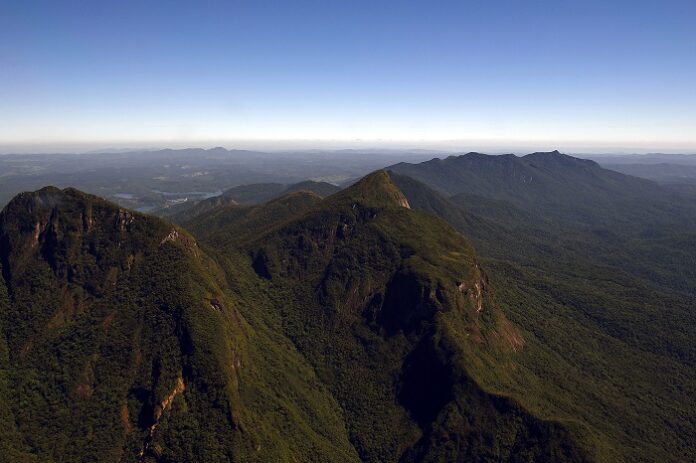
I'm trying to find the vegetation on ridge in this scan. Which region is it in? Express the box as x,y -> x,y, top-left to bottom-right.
388,155 -> 696,462
189,170 -> 590,462
0,186 -> 357,462
1,156 -> 694,462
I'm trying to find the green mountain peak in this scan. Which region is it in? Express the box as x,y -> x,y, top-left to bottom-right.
4,157 -> 693,462
331,170 -> 410,209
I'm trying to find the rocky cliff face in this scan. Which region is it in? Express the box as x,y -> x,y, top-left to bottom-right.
1,187 -> 176,295
0,188 -> 244,462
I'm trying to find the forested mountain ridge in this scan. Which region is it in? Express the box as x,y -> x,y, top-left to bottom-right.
389,150 -> 696,295
0,186 -> 358,462
389,150 -> 695,228
1,162 -> 694,462
0,173 -> 593,462
386,159 -> 696,462
187,171 -> 590,462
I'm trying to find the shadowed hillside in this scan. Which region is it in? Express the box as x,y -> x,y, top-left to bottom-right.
2,165 -> 693,462
387,159 -> 696,462
187,171 -> 592,462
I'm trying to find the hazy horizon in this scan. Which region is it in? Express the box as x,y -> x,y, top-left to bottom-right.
2,1 -> 695,151
2,139 -> 696,156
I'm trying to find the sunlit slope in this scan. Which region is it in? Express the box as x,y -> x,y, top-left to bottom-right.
0,187 -> 358,463
4,166 -> 686,462
194,171 -> 590,462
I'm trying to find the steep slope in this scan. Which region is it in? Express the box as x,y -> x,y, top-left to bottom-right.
387,172 -> 696,462
0,258 -> 34,462
0,187 -> 358,463
390,151 -> 696,294
5,167 -> 692,462
193,171 -> 591,462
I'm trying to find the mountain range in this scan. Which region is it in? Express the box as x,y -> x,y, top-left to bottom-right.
1,151 -> 694,462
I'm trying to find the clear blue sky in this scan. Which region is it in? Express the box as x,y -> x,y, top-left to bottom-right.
1,0 -> 695,152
